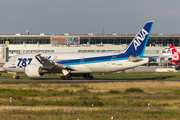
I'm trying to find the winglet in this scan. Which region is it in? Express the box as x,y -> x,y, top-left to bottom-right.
124,21 -> 154,55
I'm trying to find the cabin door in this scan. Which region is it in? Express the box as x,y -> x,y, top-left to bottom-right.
80,56 -> 85,64
111,56 -> 116,65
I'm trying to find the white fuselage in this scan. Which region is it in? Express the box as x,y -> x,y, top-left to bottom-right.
3,52 -> 149,74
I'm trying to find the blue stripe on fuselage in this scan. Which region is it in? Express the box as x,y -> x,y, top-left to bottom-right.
8,66 -> 16,68
55,53 -> 148,66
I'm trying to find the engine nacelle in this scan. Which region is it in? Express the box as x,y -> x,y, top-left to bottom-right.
24,64 -> 45,77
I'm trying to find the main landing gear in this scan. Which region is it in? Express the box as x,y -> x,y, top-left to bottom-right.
61,76 -> 72,80
83,74 -> 94,80
60,74 -> 94,80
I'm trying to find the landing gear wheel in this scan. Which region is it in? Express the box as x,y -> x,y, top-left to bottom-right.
15,76 -> 20,79
65,76 -> 68,80
68,76 -> 72,80
61,76 -> 65,80
82,75 -> 94,80
13,72 -> 20,79
61,76 -> 72,80
90,76 -> 94,80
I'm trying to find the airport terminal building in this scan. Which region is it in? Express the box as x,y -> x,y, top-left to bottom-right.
0,33 -> 179,66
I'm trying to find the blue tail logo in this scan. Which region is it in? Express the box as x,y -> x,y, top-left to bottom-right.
125,21 -> 154,55
134,29 -> 148,50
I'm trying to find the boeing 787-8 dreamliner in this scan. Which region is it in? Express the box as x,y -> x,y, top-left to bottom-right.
4,21 -> 162,80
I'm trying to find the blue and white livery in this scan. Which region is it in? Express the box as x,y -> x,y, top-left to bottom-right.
3,21 -> 158,80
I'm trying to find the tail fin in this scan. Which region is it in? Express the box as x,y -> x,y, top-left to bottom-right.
124,21 -> 154,55
170,45 -> 180,61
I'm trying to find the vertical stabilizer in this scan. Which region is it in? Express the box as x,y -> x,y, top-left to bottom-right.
124,21 -> 154,55
170,45 -> 180,61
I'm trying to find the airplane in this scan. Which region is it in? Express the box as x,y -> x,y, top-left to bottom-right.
3,21 -> 162,80
169,45 -> 180,70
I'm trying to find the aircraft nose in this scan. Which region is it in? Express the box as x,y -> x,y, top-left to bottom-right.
3,62 -> 8,70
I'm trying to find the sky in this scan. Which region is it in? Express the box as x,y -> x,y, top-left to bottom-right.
0,0 -> 180,35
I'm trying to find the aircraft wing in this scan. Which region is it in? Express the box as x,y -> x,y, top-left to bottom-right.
149,55 -> 173,59
35,54 -> 75,71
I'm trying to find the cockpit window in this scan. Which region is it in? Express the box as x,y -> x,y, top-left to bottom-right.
7,57 -> 12,62
7,58 -> 10,62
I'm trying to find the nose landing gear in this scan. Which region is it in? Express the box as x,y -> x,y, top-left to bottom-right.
13,76 -> 20,79
13,73 -> 20,79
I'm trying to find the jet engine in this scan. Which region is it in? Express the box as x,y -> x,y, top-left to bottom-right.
24,64 -> 45,77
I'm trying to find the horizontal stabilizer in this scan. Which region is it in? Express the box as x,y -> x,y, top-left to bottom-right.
149,55 -> 172,62
129,55 -> 143,62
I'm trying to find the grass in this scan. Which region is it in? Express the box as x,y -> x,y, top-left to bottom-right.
1,72 -> 180,119
94,72 -> 177,80
0,81 -> 179,119
125,88 -> 144,93
0,108 -> 179,120
0,72 -> 179,84
0,72 -> 180,81
0,72 -> 173,77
